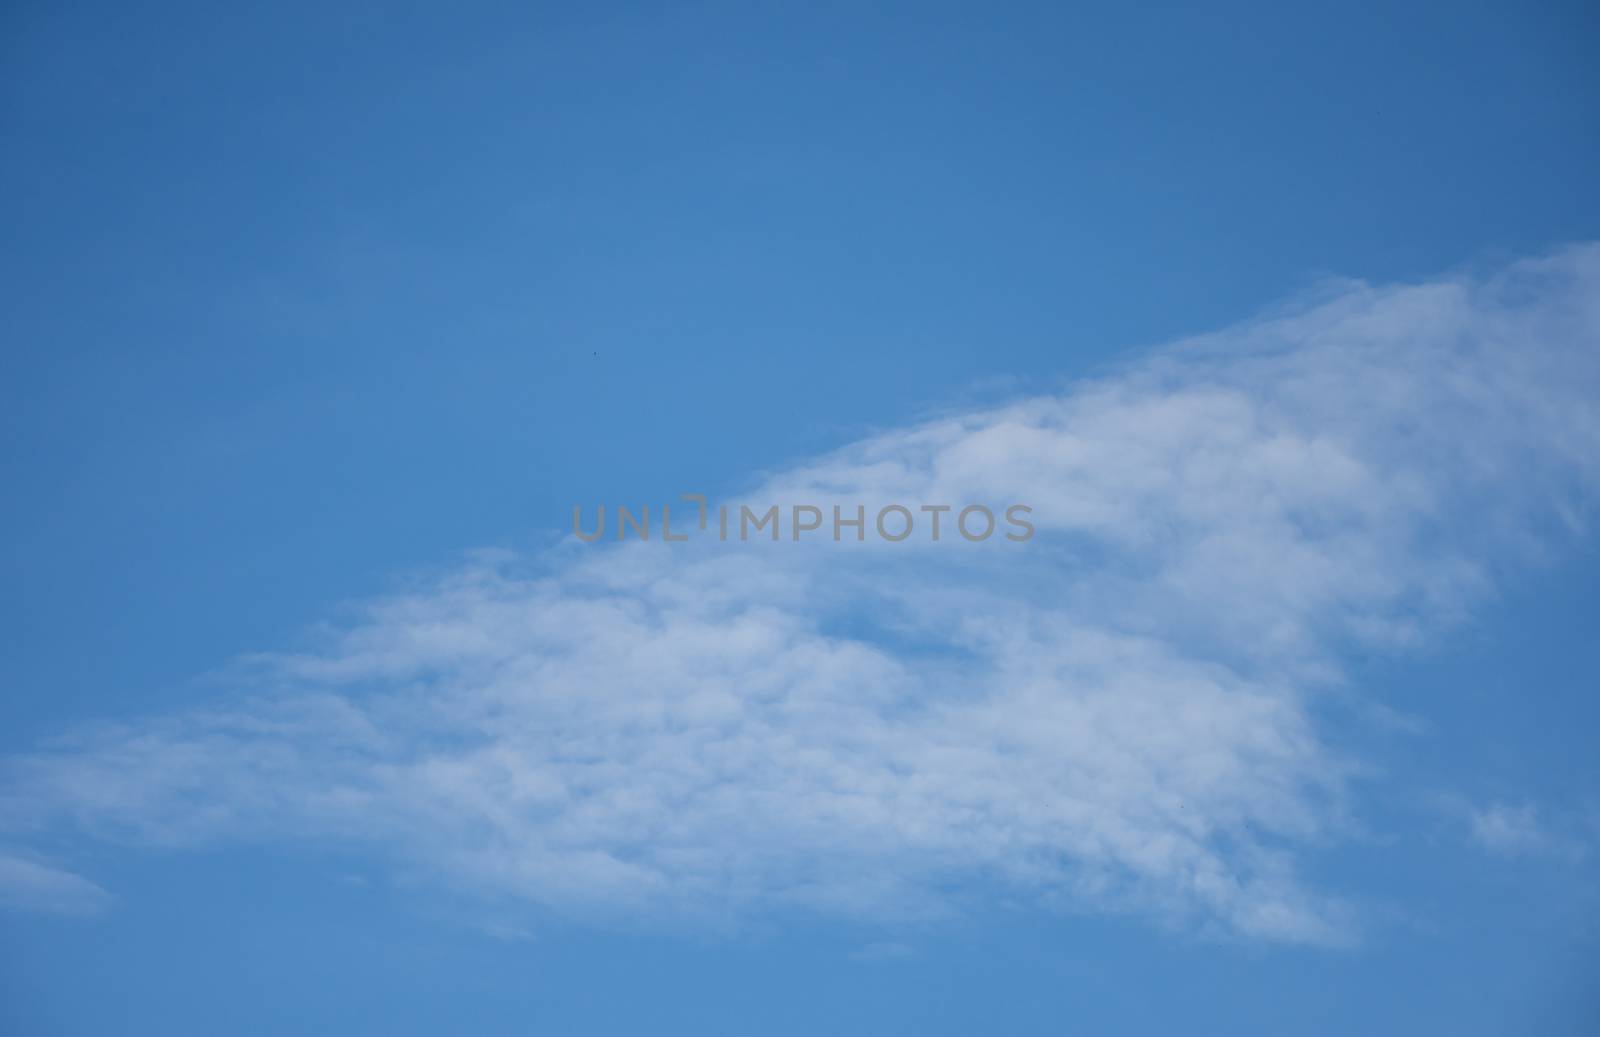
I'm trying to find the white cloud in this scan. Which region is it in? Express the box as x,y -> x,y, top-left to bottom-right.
1468,803 -> 1548,855
2,246 -> 1597,945
0,851 -> 110,916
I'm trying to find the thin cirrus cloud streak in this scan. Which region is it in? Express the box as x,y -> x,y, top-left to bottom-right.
2,247 -> 1597,945
0,852 -> 109,916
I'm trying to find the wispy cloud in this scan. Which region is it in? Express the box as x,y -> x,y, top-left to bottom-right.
3,247 -> 1597,945
0,851 -> 110,916
1468,802 -> 1549,855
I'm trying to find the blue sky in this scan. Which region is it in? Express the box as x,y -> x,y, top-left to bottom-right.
2,2 -> 1599,1034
